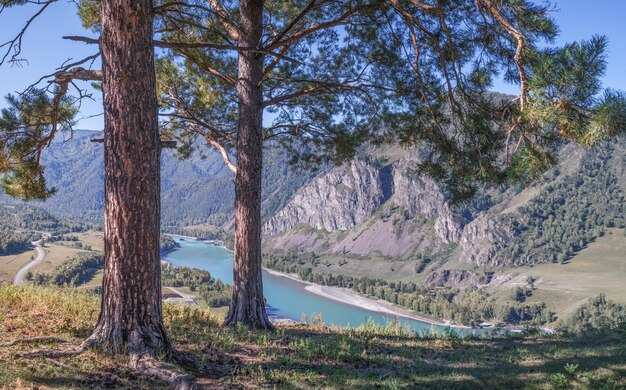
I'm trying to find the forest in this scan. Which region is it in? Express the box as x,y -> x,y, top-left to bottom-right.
0,227 -> 34,255
498,145 -> 626,265
26,253 -> 104,287
162,263 -> 232,307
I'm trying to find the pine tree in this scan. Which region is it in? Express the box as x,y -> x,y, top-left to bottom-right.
149,0 -> 626,328
2,0 -> 626,333
0,0 -> 194,386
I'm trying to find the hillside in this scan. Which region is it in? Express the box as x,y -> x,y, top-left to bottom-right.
256,141 -> 626,324
0,130 -> 313,227
263,141 -> 626,271
1,284 -> 625,389
3,131 -> 623,274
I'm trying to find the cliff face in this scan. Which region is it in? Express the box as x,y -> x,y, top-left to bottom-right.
391,157 -> 462,243
263,160 -> 392,234
263,152 -> 469,260
458,215 -> 512,267
263,142 -> 626,269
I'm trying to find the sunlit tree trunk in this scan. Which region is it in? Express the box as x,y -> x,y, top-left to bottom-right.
224,0 -> 273,330
89,0 -> 172,354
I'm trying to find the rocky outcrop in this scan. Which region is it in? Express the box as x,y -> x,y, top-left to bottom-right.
263,160 -> 392,234
425,269 -> 481,287
458,215 -> 513,266
263,153 -> 464,253
391,157 -> 462,242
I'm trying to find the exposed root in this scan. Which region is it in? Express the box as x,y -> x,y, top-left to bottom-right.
130,352 -> 195,390
11,332 -> 199,388
44,357 -> 126,385
16,334 -> 95,358
0,336 -> 69,347
170,348 -> 201,370
44,357 -> 74,370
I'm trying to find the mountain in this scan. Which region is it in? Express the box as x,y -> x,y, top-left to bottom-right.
2,130 -> 624,274
0,130 -> 314,227
262,141 -> 626,271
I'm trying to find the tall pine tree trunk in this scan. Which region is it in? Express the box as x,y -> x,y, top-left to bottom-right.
88,0 -> 172,355
224,0 -> 273,330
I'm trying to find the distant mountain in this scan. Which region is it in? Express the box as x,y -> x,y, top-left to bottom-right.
2,130 -> 624,273
0,130 -> 315,227
262,140 -> 626,270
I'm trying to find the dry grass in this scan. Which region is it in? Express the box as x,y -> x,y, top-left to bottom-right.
0,250 -> 37,284
1,284 -> 625,389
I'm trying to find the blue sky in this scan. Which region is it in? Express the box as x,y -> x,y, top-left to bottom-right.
0,0 -> 625,130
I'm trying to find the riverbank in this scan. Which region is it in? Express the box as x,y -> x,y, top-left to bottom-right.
167,234 -> 234,252
263,268 -> 468,329
165,237 -> 486,330
167,233 -> 199,240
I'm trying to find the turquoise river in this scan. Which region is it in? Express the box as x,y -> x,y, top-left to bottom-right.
164,237 -> 488,336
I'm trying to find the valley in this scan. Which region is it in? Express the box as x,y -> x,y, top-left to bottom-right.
0,134 -> 625,330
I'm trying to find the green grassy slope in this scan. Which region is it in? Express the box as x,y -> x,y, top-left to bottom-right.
1,285 -> 624,389
498,228 -> 626,323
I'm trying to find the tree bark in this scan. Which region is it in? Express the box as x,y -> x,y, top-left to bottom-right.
88,0 -> 171,355
224,0 -> 273,330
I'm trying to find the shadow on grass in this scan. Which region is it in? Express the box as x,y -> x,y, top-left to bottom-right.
206,326 -> 626,389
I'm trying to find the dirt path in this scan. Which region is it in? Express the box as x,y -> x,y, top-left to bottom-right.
13,238 -> 46,285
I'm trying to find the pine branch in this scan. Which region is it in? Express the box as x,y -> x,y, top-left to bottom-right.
264,4 -> 370,51
62,36 -> 303,65
263,0 -> 318,50
476,0 -> 528,110
0,0 -> 56,66
205,0 -> 240,42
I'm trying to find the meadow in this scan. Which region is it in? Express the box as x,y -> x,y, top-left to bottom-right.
0,284 -> 624,389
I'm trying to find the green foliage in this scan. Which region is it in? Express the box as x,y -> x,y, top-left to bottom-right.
160,234 -> 180,252
508,146 -> 557,184
161,263 -> 231,307
149,0 -> 626,204
28,253 -> 103,287
0,90 -> 76,200
0,204 -> 91,234
510,286 -> 533,303
498,145 -> 626,265
567,294 -> 626,334
525,37 -> 626,145
0,227 -> 32,255
76,0 -> 100,31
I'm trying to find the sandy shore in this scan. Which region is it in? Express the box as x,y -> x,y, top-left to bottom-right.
168,234 -> 199,240
263,268 -> 467,328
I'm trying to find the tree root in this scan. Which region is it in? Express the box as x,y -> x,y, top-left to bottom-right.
44,357 -> 74,370
170,348 -> 201,370
16,336 -> 94,358
130,352 -> 195,390
0,336 -> 69,347
11,334 -> 201,389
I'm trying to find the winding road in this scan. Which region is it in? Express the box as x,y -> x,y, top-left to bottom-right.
13,238 -> 46,285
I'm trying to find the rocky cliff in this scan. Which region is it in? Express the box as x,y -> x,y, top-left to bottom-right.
263,141 -> 626,271
263,160 -> 392,234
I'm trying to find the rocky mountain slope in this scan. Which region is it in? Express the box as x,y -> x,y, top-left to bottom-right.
262,141 -> 626,271
2,130 -> 624,274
